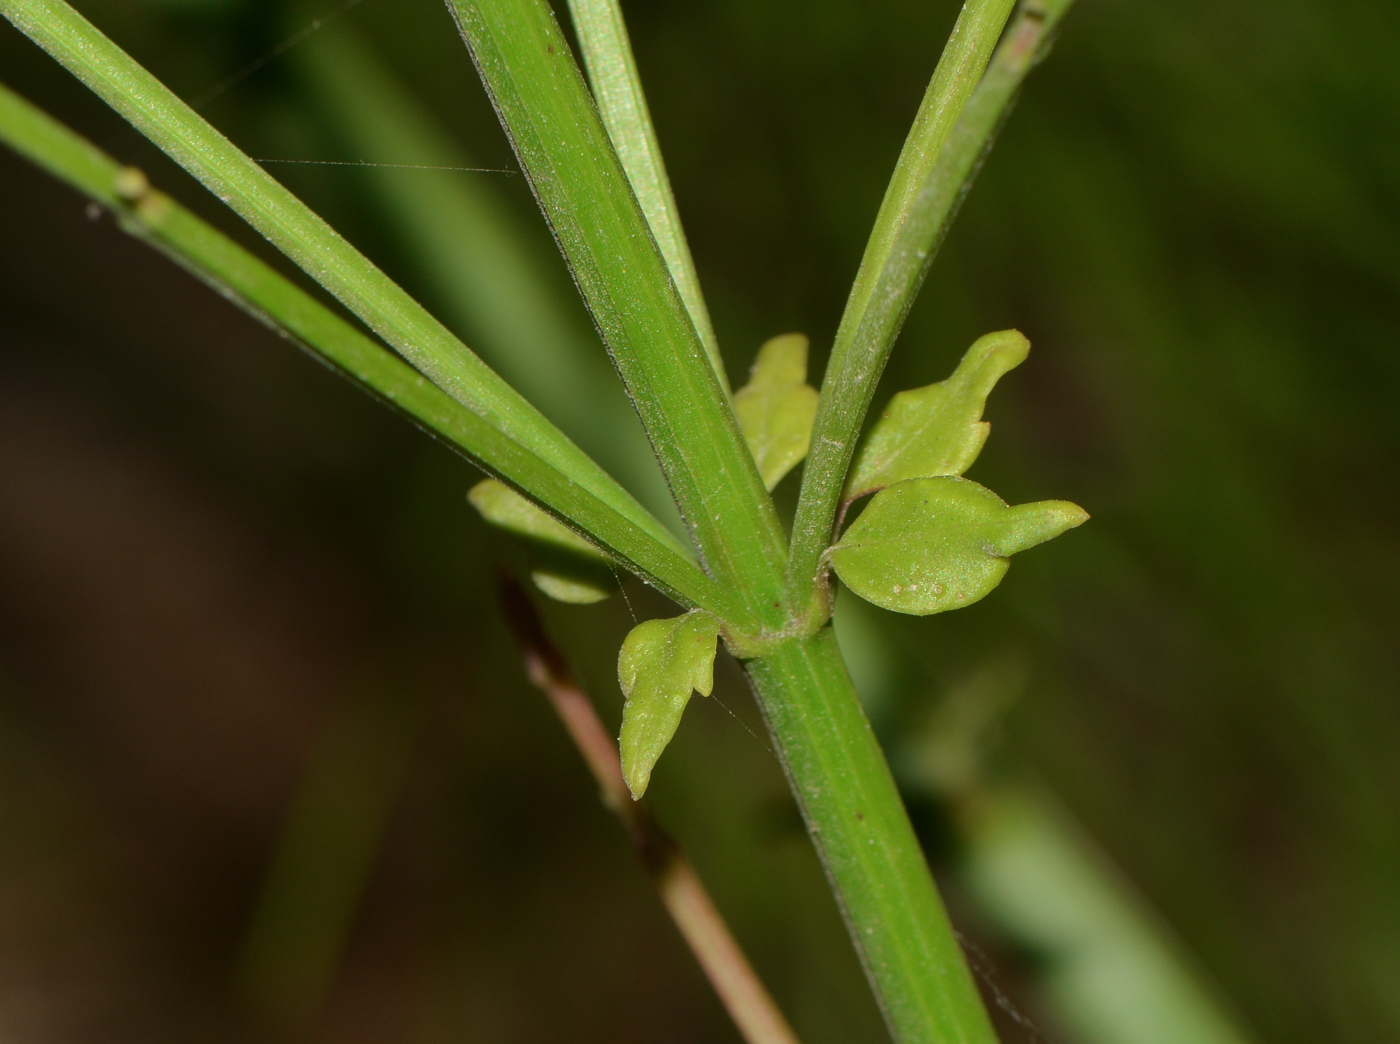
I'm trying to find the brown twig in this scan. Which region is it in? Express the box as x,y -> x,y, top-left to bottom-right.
496,569 -> 802,1044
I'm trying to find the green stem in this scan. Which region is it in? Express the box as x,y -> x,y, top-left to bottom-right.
786,0 -> 1020,607
294,20 -> 675,522
0,78 -> 739,618
746,631 -> 997,1044
565,0 -> 727,392
446,0 -> 788,627
0,0 -> 697,590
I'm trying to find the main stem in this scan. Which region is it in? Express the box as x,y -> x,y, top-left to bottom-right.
747,632 -> 997,1044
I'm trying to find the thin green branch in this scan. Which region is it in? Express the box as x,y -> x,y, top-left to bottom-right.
446,0 -> 789,630
786,0 -> 1028,609
0,78 -> 741,618
566,0 -> 726,392
295,20 -> 676,522
0,0 -> 701,592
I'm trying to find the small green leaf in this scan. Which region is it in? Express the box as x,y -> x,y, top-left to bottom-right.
527,569 -> 613,605
469,478 -> 604,555
617,611 -> 721,798
844,329 -> 1029,502
733,333 -> 820,490
468,478 -> 620,603
829,476 -> 1087,616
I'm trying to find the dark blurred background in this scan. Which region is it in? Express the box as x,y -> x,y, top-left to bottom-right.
0,0 -> 1397,1041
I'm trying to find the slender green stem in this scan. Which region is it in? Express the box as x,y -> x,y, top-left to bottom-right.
0,79 -> 740,618
786,0 -> 1020,608
295,21 -> 675,522
565,0 -> 727,392
746,631 -> 997,1044
446,0 -> 788,629
0,0 -> 698,589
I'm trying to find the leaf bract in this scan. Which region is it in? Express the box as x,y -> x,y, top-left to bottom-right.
829,476 -> 1087,616
617,611 -> 721,798
845,330 -> 1029,502
734,333 -> 820,490
469,479 -> 620,603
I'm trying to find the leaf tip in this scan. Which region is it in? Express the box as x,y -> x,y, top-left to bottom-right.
622,759 -> 651,801
993,498 -> 1090,556
752,332 -> 810,381
961,328 -> 1031,379
465,476 -> 500,514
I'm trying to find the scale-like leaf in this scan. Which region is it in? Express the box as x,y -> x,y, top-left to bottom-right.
617,611 -> 721,798
844,330 -> 1029,502
469,479 -> 620,603
734,333 -> 820,490
830,476 -> 1087,615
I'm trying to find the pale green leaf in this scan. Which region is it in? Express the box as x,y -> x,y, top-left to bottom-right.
733,333 -> 821,490
830,476 -> 1087,616
844,330 -> 1029,502
527,569 -> 615,605
469,478 -> 604,556
468,478 -> 620,603
617,611 -> 721,798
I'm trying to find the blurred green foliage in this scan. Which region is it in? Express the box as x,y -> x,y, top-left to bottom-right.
0,0 -> 1396,1041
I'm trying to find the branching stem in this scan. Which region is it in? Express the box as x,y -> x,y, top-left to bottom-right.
1,0 -> 1082,1037
787,0 -> 1059,608
0,0 -> 699,597
0,77 -> 737,617
447,0 -> 788,628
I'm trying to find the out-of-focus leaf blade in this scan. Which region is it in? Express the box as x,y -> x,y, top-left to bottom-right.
830,476 -> 1087,616
617,611 -> 720,798
845,330 -> 1028,502
734,333 -> 820,491
963,792 -> 1261,1044
528,570 -> 615,605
